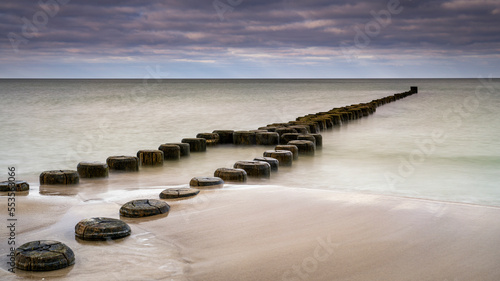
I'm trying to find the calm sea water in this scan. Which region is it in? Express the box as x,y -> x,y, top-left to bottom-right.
1,78 -> 499,206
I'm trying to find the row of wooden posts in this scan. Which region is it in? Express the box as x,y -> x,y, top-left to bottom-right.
2,87 -> 419,190
6,87 -> 418,272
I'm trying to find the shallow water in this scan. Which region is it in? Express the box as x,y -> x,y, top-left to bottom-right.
1,78 -> 500,280
1,78 -> 499,205
2,185 -> 500,280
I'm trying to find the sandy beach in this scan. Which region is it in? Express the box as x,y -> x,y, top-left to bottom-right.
2,183 -> 500,281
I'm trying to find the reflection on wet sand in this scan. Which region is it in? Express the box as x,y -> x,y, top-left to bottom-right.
2,182 -> 500,280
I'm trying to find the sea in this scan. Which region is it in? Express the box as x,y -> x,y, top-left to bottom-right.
1,78 -> 500,206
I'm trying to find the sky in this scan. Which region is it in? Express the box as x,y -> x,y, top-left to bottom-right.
0,0 -> 499,78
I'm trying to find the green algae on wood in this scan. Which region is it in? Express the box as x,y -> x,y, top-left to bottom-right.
15,240 -> 75,271
39,170 -> 79,185
160,188 -> 200,199
120,199 -> 170,218
75,217 -> 131,240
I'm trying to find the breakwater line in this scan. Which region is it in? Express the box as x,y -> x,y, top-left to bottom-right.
2,87 -> 418,272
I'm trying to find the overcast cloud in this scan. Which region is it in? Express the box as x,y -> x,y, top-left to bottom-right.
1,0 -> 499,78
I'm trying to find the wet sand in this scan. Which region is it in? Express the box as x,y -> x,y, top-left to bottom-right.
2,184 -> 500,281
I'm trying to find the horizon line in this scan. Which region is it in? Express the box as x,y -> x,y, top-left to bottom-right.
1,77 -> 496,80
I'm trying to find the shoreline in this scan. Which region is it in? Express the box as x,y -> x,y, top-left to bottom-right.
2,184 -> 500,280
6,176 -> 500,209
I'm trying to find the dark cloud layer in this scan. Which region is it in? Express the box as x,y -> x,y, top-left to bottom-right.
0,0 -> 499,77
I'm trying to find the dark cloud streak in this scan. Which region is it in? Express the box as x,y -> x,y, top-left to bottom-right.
0,0 -> 499,77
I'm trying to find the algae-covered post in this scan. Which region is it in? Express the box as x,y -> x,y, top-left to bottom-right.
287,140 -> 316,156
77,161 -> 109,178
289,125 -> 310,134
255,132 -> 280,145
275,145 -> 299,160
234,160 -> 272,178
297,134 -> 316,145
263,150 -> 294,166
254,157 -> 279,172
163,143 -> 190,156
159,187 -> 200,199
310,134 -> 323,147
75,217 -> 131,240
190,177 -> 225,188
196,133 -> 220,146
181,138 -> 207,152
0,180 -> 29,192
120,199 -> 170,218
15,240 -> 75,271
214,168 -> 248,182
276,127 -> 298,137
39,170 -> 79,185
158,144 -> 181,160
212,130 -> 234,144
137,150 -> 164,166
233,131 -> 257,145
106,156 -> 139,171
281,133 -> 300,144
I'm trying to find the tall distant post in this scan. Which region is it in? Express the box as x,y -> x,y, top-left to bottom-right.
410,86 -> 418,93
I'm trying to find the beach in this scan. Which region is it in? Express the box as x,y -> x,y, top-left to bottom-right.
2,184 -> 500,280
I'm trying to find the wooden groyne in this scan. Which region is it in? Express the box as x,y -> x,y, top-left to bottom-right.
5,87 -> 418,272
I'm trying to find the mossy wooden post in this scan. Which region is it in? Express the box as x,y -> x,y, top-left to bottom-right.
182,138 -> 207,152
212,130 -> 234,144
258,126 -> 277,132
196,133 -> 220,146
256,132 -> 280,145
15,240 -> 75,271
250,130 -> 268,134
39,170 -> 79,185
287,140 -> 316,156
77,161 -> 109,178
329,114 -> 342,126
189,177 -> 224,188
306,122 -> 320,134
233,131 -> 257,145
254,157 -> 279,172
233,161 -> 271,178
289,125 -> 309,134
137,150 -> 164,166
275,145 -> 299,160
214,168 -> 247,182
106,156 -> 139,171
75,217 -> 131,240
297,134 -> 316,145
310,134 -> 323,147
281,133 -> 300,144
160,188 -> 200,199
263,150 -> 293,166
323,117 -> 334,128
310,118 -> 326,131
275,127 -> 298,137
268,123 -> 289,128
0,180 -> 29,192
158,144 -> 181,160
163,143 -> 190,156
120,199 -> 170,218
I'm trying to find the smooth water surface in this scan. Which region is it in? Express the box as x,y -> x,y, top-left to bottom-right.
1,78 -> 499,206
